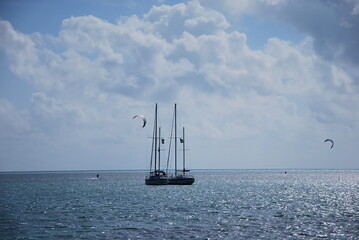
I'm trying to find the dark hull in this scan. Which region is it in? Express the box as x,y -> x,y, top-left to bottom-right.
145,175 -> 168,185
168,176 -> 195,185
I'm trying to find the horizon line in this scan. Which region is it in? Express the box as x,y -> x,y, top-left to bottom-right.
1,168 -> 358,174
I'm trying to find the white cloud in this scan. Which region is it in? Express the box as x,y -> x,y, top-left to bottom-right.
0,20 -> 40,81
0,0 -> 358,170
0,98 -> 31,139
203,0 -> 359,75
144,1 -> 229,39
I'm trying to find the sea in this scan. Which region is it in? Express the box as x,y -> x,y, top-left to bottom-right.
0,170 -> 358,239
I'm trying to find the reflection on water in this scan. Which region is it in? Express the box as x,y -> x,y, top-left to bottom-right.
0,170 -> 358,239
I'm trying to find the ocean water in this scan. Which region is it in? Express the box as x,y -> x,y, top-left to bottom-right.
0,170 -> 358,239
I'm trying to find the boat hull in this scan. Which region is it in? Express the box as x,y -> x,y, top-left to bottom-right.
168,176 -> 195,185
145,175 -> 168,185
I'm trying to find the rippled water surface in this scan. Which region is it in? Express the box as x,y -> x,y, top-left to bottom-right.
1,170 -> 358,239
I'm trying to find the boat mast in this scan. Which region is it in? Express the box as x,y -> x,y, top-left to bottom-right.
154,103 -> 158,174
182,127 -> 185,175
174,103 -> 177,176
150,119 -> 154,173
158,127 -> 161,173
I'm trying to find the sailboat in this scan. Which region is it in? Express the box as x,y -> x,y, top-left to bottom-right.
167,104 -> 195,185
145,103 -> 168,185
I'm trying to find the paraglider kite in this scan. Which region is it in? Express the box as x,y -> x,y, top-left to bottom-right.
133,115 -> 146,128
324,139 -> 334,149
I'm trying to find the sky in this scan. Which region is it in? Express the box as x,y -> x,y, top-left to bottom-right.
1,0 -> 359,171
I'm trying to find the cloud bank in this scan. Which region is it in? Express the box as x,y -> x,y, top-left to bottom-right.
1,0 -> 358,170
203,0 -> 359,75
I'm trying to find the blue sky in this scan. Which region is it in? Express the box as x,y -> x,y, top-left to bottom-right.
1,0 -> 359,171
